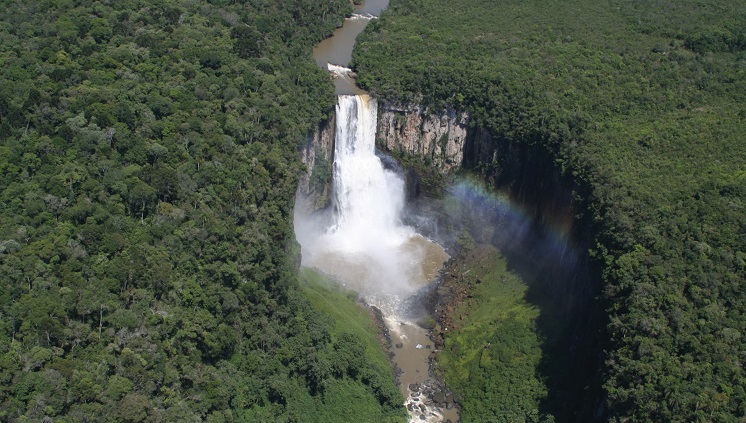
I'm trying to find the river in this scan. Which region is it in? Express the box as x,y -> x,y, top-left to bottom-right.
312,0 -> 386,95
300,2 -> 460,422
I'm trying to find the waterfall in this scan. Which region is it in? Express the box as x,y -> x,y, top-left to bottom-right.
298,94 -> 428,301
331,95 -> 408,244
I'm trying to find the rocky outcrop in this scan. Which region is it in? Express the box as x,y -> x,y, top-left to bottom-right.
376,102 -> 472,173
298,114 -> 335,212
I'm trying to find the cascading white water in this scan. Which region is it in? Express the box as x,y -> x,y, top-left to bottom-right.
331,95 -> 408,244
300,94 -> 424,302
296,94 -> 455,423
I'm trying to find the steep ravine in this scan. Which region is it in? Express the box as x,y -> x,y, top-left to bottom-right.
299,101 -> 606,420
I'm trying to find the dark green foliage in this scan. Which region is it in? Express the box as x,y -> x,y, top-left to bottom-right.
355,0 -> 746,421
0,0 -> 406,421
299,269 -> 406,421
439,245 -> 553,423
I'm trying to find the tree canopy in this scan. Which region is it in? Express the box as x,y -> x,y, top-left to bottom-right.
0,0 -> 404,421
354,0 -> 745,420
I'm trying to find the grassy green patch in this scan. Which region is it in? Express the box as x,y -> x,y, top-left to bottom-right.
299,267 -> 392,373
439,245 -> 553,423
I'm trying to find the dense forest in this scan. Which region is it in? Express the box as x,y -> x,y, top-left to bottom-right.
0,0 -> 405,421
354,0 -> 745,421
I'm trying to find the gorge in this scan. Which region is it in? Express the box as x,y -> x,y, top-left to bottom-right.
294,0 -> 606,420
0,0 -> 738,421
298,94 -> 604,421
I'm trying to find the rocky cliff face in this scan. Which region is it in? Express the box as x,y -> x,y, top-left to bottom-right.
374,102 -> 579,236
297,114 -> 335,212
375,102 -> 472,173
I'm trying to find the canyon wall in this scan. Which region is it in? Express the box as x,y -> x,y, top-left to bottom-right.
375,102 -> 472,173
297,114 -> 335,213
374,103 -> 580,239
299,99 -> 604,418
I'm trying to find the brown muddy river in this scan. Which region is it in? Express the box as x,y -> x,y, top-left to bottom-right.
313,0 -> 388,95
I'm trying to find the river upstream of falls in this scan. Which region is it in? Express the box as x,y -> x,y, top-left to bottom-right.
295,95 -> 458,422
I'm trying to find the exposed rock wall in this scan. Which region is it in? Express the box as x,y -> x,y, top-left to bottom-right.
376,102 -> 472,173
298,114 -> 335,212
374,102 -> 580,239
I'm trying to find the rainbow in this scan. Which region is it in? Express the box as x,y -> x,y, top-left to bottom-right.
445,175 -> 580,271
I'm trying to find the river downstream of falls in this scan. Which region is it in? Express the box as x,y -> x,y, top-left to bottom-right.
295,95 -> 457,422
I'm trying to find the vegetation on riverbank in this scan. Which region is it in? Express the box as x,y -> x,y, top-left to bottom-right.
299,268 -> 406,423
355,0 -> 746,420
0,0 -> 408,421
437,243 -> 550,422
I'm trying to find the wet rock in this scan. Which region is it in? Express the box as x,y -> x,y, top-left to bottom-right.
395,343 -> 403,348
409,383 -> 421,391
433,391 -> 446,405
434,338 -> 445,349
